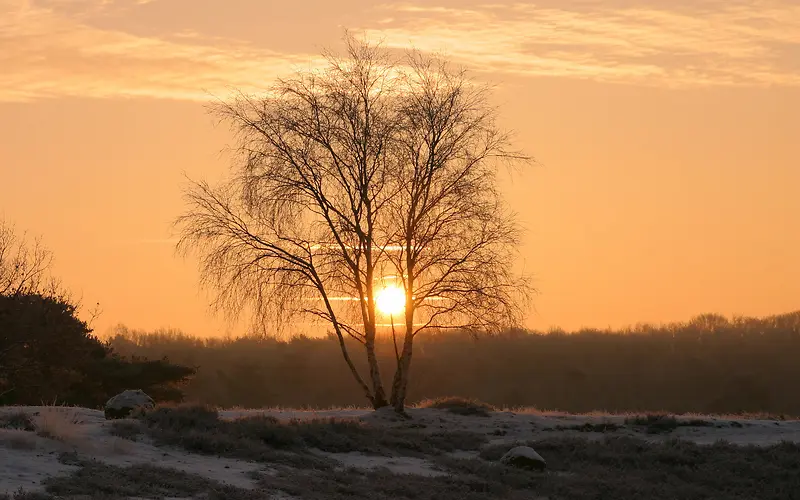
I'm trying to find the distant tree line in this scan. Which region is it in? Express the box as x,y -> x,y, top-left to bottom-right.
107,311 -> 800,417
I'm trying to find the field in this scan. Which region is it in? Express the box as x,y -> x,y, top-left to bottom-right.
2,401 -> 799,499
3,311 -> 798,498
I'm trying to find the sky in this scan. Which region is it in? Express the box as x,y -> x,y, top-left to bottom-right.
1,0 -> 798,337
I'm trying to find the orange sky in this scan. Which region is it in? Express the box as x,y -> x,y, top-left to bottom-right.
1,0 -> 798,337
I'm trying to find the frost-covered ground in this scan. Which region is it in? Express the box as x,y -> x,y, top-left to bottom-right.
222,406 -> 800,446
2,404 -> 799,499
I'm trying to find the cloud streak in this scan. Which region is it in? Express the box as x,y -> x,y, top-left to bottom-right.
1,0 -> 798,102
0,0 -> 320,102
362,1 -> 800,88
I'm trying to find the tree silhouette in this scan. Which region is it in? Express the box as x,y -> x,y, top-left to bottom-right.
0,218 -> 62,298
0,293 -> 195,406
0,218 -> 194,406
175,35 -> 532,412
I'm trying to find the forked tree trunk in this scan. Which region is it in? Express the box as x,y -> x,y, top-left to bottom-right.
390,265 -> 416,413
390,329 -> 414,413
390,341 -> 413,413
363,264 -> 388,409
365,337 -> 389,408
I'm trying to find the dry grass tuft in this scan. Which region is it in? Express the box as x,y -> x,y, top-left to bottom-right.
32,404 -> 86,448
108,419 -> 143,442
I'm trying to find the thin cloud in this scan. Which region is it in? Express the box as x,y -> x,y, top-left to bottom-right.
0,0 -> 321,102
1,0 -> 797,103
360,1 -> 800,88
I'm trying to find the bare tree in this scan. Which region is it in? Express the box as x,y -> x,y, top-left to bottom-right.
175,36 -> 532,412
0,218 -> 61,297
384,54 -> 532,411
0,218 -> 90,312
176,36 -> 401,408
0,217 -> 80,400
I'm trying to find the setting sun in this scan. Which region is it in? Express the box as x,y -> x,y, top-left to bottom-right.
375,286 -> 406,316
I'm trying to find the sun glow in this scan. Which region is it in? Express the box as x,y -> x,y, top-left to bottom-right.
375,285 -> 406,316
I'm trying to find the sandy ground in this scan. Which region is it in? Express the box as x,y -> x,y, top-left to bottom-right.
2,405 -> 800,495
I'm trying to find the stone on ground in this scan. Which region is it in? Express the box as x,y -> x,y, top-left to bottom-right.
500,446 -> 547,471
104,389 -> 155,420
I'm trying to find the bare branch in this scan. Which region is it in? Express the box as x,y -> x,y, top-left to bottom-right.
176,35 -> 534,412
383,50 -> 534,410
0,218 -> 66,299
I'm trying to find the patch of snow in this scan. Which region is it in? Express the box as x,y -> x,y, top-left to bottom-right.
319,451 -> 448,477
0,406 -> 263,492
0,430 -> 80,494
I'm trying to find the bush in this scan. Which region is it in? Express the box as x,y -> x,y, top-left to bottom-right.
418,396 -> 496,417
141,404 -> 220,431
625,414 -> 681,434
0,293 -> 195,407
625,414 -> 716,434
109,420 -> 144,441
0,411 -> 35,431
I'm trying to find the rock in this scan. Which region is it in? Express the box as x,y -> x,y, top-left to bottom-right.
500,446 -> 547,471
104,389 -> 155,420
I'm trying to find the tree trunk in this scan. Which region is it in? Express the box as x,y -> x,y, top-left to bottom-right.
363,259 -> 388,409
365,335 -> 388,409
391,263 -> 415,413
390,332 -> 414,412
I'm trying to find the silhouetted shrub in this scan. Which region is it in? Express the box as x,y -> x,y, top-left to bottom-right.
0,410 -> 35,431
142,403 -> 220,431
625,414 -> 681,434
109,420 -> 144,441
0,293 -> 195,407
555,422 -> 622,432
418,396 -> 495,417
